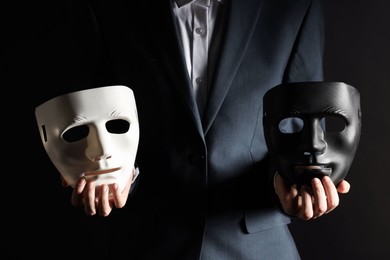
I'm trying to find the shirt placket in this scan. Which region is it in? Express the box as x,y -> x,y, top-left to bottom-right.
192,0 -> 210,117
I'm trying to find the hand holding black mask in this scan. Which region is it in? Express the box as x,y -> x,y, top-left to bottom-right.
263,82 -> 361,187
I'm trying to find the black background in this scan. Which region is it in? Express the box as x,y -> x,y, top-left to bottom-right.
2,1 -> 389,259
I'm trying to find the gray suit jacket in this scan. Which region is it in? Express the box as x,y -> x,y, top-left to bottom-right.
68,0 -> 325,259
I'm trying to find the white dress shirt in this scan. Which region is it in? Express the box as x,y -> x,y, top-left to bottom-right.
173,0 -> 225,117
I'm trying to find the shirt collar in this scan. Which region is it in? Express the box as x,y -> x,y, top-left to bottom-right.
175,0 -> 224,8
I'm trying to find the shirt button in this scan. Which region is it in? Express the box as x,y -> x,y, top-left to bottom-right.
196,77 -> 204,85
195,27 -> 205,35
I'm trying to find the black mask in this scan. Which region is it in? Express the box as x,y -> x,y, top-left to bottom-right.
263,82 -> 361,186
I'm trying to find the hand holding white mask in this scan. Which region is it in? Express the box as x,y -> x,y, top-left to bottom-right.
35,85 -> 140,193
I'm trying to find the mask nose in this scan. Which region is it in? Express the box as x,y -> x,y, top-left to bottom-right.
303,118 -> 327,161
85,124 -> 112,162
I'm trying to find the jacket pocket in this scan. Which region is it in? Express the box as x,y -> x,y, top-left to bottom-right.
244,207 -> 291,234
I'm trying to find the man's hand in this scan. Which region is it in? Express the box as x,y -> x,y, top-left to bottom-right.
274,174 -> 350,220
68,168 -> 138,217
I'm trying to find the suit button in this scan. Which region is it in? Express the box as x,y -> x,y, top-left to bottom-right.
188,153 -> 205,164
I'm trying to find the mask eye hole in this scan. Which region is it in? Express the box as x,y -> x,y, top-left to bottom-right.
278,117 -> 304,134
320,115 -> 346,132
62,125 -> 89,142
106,119 -> 130,134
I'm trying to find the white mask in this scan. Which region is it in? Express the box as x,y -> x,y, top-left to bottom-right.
35,85 -> 139,193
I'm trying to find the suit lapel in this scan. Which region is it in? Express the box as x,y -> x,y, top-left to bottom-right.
203,0 -> 264,134
144,0 -> 264,135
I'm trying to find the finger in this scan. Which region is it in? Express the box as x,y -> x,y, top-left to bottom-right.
322,176 -> 339,212
300,185 -> 314,220
311,178 -> 327,217
112,183 -> 128,209
274,174 -> 292,214
83,181 -> 96,216
98,184 -> 112,217
283,184 -> 300,216
336,179 -> 351,194
274,173 -> 289,199
112,172 -> 133,208
71,178 -> 86,207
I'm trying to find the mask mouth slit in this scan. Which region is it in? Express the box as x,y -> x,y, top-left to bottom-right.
294,165 -> 332,177
84,167 -> 121,176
